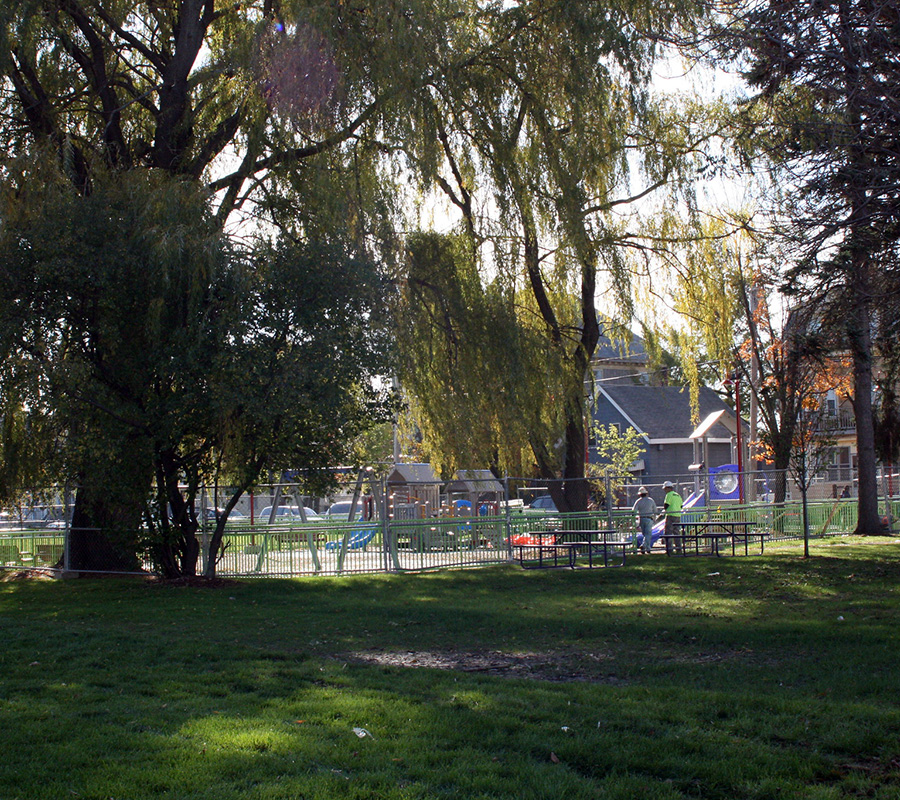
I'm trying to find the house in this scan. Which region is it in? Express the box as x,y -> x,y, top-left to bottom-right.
815,388 -> 857,496
590,324 -> 651,386
590,384 -> 744,479
782,298 -> 861,497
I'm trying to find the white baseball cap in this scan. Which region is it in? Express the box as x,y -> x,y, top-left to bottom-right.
663,481 -> 674,489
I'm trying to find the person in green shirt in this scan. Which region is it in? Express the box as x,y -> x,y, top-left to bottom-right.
663,481 -> 683,555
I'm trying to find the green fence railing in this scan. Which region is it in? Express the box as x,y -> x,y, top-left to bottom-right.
0,532 -> 65,569
0,497 -> 881,578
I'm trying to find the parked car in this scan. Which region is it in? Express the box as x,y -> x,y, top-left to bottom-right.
22,508 -> 65,529
258,505 -> 324,523
528,495 -> 558,512
203,508 -> 246,523
325,500 -> 363,521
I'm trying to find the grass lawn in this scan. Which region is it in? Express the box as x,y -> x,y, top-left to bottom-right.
1,536 -> 899,799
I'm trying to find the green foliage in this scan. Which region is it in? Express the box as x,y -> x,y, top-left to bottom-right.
0,0 -> 720,548
638,214 -> 753,423
347,422 -> 396,477
588,423 -> 646,489
220,234 -> 395,494
0,159 -> 393,575
0,390 -> 54,502
0,0 -> 415,570
1,162 -> 219,454
397,231 -> 567,477
0,159 -> 240,568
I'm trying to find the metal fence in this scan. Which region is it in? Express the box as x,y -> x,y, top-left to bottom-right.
3,465 -> 899,577
2,496 -> 896,578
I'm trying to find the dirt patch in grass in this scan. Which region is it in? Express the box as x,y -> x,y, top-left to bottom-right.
340,641 -> 779,682
831,756 -> 900,786
340,648 -> 626,684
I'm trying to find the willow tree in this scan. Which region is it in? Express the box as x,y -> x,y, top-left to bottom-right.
0,0 -> 714,566
0,0 -> 425,570
399,231 -> 571,479
0,162 -> 233,571
393,0 -> 711,510
641,215 -> 748,404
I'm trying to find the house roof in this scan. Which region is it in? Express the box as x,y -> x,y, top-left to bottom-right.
445,470 -> 504,495
591,324 -> 649,365
386,463 -> 441,485
596,385 -> 739,441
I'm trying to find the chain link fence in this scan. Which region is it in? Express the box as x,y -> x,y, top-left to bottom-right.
2,466 -> 897,577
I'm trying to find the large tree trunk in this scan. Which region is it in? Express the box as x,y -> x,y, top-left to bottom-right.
840,16 -> 883,536
69,474 -> 145,572
559,407 -> 589,512
848,280 -> 882,534
770,442 -> 793,535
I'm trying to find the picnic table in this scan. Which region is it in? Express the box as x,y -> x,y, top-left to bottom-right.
662,520 -> 768,557
514,529 -> 628,569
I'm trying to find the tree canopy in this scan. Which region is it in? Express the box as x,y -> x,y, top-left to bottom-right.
5,0 -> 893,560
709,0 -> 900,533
1,0 -> 714,567
0,156 -> 393,575
0,0 -> 409,573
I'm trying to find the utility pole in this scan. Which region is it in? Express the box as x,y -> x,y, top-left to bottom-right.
733,369 -> 745,504
748,285 -> 759,501
392,376 -> 401,466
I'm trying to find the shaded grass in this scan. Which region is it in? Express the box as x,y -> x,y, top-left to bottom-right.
1,536 -> 899,798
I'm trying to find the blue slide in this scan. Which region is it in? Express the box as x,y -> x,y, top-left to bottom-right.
324,527 -> 377,551
635,490 -> 706,550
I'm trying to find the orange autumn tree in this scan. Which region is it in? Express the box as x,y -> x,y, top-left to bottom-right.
735,276 -> 850,505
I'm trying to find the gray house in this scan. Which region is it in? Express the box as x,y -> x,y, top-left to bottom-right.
590,384 -> 743,478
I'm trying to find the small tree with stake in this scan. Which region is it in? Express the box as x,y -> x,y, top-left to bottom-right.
588,422 -> 647,516
790,393 -> 838,559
